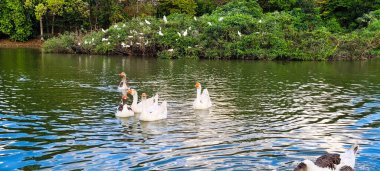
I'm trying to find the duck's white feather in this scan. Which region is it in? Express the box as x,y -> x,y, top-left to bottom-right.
115,104 -> 134,117
193,84 -> 212,110
139,100 -> 167,121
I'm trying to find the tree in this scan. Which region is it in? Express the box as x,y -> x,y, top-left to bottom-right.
0,0 -> 32,41
46,0 -> 65,35
64,0 -> 90,32
34,3 -> 47,40
319,0 -> 380,29
157,0 -> 197,16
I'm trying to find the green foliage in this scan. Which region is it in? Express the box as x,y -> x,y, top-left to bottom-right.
34,3 -> 47,20
40,0 -> 380,60
43,32 -> 76,53
213,0 -> 263,17
0,0 -> 32,41
157,0 -> 197,16
320,0 -> 380,29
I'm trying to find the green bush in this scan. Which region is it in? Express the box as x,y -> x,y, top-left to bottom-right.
42,0 -> 380,60
43,33 -> 75,53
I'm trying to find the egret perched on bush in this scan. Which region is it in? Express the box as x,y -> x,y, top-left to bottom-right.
183,29 -> 188,37
158,30 -> 164,36
163,15 -> 168,23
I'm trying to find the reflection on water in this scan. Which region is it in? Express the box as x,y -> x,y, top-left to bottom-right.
0,48 -> 380,170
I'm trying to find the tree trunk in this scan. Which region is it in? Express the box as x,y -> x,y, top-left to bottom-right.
52,15 -> 55,35
40,18 -> 44,40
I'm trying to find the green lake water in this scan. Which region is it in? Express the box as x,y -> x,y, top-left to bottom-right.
0,48 -> 379,170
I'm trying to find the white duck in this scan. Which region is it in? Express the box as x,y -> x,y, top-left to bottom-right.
139,95 -> 168,121
118,72 -> 128,90
128,89 -> 156,113
115,95 -> 134,117
294,143 -> 359,171
193,82 -> 212,110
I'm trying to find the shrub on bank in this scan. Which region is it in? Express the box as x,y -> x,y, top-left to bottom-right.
43,33 -> 75,53
42,0 -> 380,60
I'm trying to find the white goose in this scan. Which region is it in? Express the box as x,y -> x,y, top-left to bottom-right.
193,82 -> 212,110
118,72 -> 128,90
139,95 -> 167,122
115,95 -> 134,117
294,143 -> 359,171
128,89 -> 156,113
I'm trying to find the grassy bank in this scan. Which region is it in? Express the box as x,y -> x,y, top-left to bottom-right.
43,0 -> 380,60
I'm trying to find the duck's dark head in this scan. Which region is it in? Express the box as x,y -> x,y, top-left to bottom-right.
294,162 -> 307,171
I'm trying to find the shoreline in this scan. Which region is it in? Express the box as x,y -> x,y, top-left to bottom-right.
0,39 -> 42,49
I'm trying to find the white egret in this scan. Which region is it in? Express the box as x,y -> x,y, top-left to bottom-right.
163,15 -> 168,23
158,30 -> 164,36
183,29 -> 188,37
238,31 -> 242,37
145,19 -> 151,25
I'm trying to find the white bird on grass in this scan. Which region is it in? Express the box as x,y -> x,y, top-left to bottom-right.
158,30 -> 164,36
177,32 -> 182,37
102,38 -> 108,42
194,16 -> 197,21
145,19 -> 151,25
163,15 -> 168,23
218,17 -> 224,22
182,29 -> 188,37
238,31 -> 242,37
121,42 -> 127,48
207,22 -> 212,26
168,49 -> 174,52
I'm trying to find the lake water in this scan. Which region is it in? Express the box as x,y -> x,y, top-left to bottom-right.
0,48 -> 379,170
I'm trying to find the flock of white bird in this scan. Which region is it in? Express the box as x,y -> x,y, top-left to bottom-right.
79,15 -> 257,52
115,72 -> 212,121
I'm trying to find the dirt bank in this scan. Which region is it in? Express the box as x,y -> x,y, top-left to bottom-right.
0,39 -> 42,48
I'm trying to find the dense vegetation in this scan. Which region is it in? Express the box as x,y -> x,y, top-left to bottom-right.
2,0 -> 380,60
